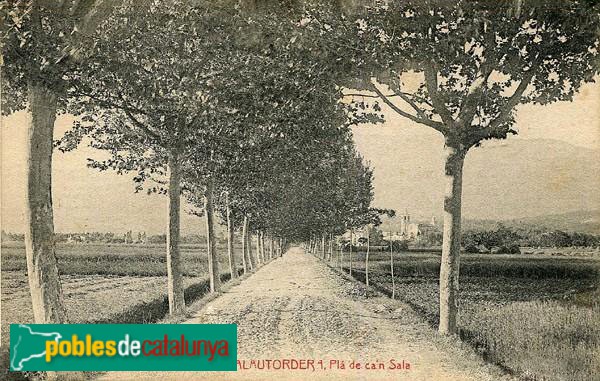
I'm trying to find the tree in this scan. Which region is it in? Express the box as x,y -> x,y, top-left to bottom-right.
2,5 -> 122,381
363,211 -> 395,290
207,12 -> 383,265
389,231 -> 396,299
224,191 -> 238,279
1,0 -> 121,325
58,1 -> 249,311
352,0 -> 600,334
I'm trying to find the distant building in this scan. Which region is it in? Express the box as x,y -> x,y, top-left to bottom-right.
341,212 -> 439,245
397,212 -> 420,240
382,231 -> 404,241
341,228 -> 368,245
385,212 -> 439,241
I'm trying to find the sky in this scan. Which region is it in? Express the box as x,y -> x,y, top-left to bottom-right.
1,81 -> 599,234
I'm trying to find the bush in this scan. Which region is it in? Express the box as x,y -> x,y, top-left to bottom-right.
464,243 -> 480,253
391,240 -> 409,251
341,243 -> 360,252
498,244 -> 521,254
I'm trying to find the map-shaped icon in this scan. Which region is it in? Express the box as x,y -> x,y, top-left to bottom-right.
11,324 -> 62,371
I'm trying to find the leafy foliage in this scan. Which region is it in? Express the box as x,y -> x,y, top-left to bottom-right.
51,0 -> 383,245
354,0 -> 600,147
1,0 -> 120,114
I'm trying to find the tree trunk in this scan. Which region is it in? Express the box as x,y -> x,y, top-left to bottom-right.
438,144 -> 466,335
166,150 -> 185,314
204,177 -> 221,292
269,236 -> 274,259
260,232 -> 266,262
255,233 -> 261,265
329,232 -> 333,261
339,239 -> 343,271
365,225 -> 370,289
25,83 -> 67,324
349,228 -> 353,276
264,234 -> 268,260
390,233 -> 395,299
264,234 -> 269,261
247,221 -> 255,270
241,215 -> 249,274
321,234 -> 326,259
225,192 -> 237,279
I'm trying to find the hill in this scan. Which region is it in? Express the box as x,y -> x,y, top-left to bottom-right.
504,210 -> 600,234
353,129 -> 600,222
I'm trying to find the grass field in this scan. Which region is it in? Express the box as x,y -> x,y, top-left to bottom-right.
0,242 -> 246,381
336,250 -> 600,381
0,241 -> 243,276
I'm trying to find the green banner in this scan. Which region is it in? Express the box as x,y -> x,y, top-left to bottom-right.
10,324 -> 237,371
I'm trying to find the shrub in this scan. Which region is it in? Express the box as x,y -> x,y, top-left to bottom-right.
464,243 -> 480,253
391,240 -> 409,251
498,244 -> 521,254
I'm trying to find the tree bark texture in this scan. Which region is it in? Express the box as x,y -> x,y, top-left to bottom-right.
349,228 -> 353,276
225,193 -> 237,279
365,225 -> 370,288
241,215 -> 249,273
25,83 -> 67,324
255,234 -> 262,265
247,220 -> 255,270
438,144 -> 466,335
204,177 -> 221,292
166,150 -> 185,314
260,232 -> 266,262
390,232 -> 395,299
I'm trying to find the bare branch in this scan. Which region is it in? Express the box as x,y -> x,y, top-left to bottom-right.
465,69 -> 537,147
343,91 -> 434,109
457,65 -> 495,126
343,91 -> 433,114
371,86 -> 447,133
120,107 -> 162,144
343,93 -> 393,99
487,69 -> 535,131
423,64 -> 456,128
112,91 -> 164,144
395,92 -> 430,121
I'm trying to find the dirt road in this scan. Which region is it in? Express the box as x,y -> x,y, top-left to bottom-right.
100,247 -> 513,381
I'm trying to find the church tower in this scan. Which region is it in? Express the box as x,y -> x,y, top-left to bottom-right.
400,209 -> 410,235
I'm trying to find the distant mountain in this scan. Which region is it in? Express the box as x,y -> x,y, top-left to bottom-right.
353,130 -> 600,222
383,210 -> 600,234
464,139 -> 599,220
505,210 -> 600,234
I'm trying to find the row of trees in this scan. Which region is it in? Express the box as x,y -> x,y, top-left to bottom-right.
3,0 -> 598,344
1,0 -> 384,339
463,225 -> 600,251
300,0 -> 599,335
